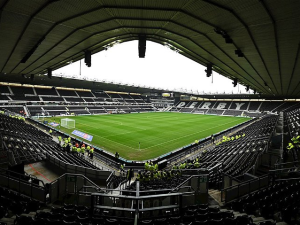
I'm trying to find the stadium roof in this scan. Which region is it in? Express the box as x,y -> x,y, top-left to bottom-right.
0,0 -> 299,98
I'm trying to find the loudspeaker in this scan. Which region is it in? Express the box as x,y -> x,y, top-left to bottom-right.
138,35 -> 146,58
232,78 -> 238,87
235,49 -> 244,57
85,50 -> 91,67
30,74 -> 34,81
205,63 -> 212,77
47,68 -> 52,79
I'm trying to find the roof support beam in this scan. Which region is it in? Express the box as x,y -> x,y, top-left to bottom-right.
16,17 -> 268,94
0,0 -> 58,73
14,17 -> 260,92
202,0 -> 278,95
289,43 -> 300,96
259,0 -> 282,95
29,28 -> 269,94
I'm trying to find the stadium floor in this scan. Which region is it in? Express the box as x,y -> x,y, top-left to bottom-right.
45,112 -> 251,161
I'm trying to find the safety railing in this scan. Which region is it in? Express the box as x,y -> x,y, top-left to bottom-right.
274,160 -> 300,169
0,169 -> 47,202
46,153 -> 112,182
49,173 -> 103,203
92,189 -> 195,225
269,166 -> 300,180
220,174 -> 269,203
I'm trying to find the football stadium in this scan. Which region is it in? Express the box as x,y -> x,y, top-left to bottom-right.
0,1 -> 299,225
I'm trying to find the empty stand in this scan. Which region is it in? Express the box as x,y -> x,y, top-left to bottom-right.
77,91 -> 94,97
0,85 -> 10,94
35,88 -> 57,96
57,89 -> 77,96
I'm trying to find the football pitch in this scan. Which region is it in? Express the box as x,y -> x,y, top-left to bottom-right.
46,112 -> 251,161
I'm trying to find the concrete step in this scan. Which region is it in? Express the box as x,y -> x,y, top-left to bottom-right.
208,189 -> 223,206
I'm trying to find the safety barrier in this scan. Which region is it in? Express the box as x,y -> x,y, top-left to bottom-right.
221,174 -> 269,203
49,173 -> 104,204
0,169 -> 47,202
46,153 -> 112,183
92,175 -> 207,225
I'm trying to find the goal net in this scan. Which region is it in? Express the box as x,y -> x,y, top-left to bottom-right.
61,118 -> 75,129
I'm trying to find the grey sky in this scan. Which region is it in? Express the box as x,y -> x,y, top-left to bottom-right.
56,41 -> 249,94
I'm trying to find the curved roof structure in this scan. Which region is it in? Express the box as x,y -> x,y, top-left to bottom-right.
0,0 -> 300,98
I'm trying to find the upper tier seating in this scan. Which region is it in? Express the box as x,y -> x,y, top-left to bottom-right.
27,106 -> 44,116
228,101 -> 249,110
0,85 -> 10,94
10,86 -> 34,95
92,92 -> 110,98
248,102 -> 261,111
77,91 -> 94,97
0,106 -> 24,114
64,97 -> 84,102
57,89 -> 77,96
83,98 -> 95,102
35,88 -> 58,96
10,95 -> 40,101
274,101 -> 299,112
107,93 -> 121,99
41,96 -> 65,102
259,101 -> 283,112
0,95 -> 9,101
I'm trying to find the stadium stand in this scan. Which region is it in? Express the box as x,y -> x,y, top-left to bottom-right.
10,95 -> 40,101
83,98 -> 95,103
93,92 -> 110,98
35,88 -> 58,96
0,95 -> 10,101
68,106 -> 90,115
77,91 -> 94,98
2,1 -> 300,223
41,96 -> 65,102
0,85 -> 10,94
57,89 -> 77,97
0,73 -> 296,225
10,86 -> 34,95
64,97 -> 85,102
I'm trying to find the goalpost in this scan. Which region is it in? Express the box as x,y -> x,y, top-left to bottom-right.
61,118 -> 75,129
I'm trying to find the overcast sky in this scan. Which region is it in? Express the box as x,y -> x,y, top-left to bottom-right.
55,40 -> 249,95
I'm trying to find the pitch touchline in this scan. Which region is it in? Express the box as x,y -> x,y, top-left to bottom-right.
142,118 -> 246,150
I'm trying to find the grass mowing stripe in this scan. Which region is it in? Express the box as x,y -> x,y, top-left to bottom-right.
45,112 -> 251,160
75,121 -> 137,150
142,117 -> 246,150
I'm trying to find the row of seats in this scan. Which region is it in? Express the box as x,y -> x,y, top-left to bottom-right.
185,115 -> 277,188
173,101 -> 295,112
0,85 -> 145,99
0,112 -> 101,170
228,180 -> 300,223
0,186 -> 42,220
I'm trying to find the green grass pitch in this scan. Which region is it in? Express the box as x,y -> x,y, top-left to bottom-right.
46,112 -> 251,161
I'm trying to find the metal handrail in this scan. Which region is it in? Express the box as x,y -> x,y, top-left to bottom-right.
1,168 -> 45,187
221,174 -> 268,192
0,169 -> 46,202
221,174 -> 269,202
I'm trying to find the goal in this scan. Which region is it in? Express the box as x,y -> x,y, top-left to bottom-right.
61,118 -> 75,129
